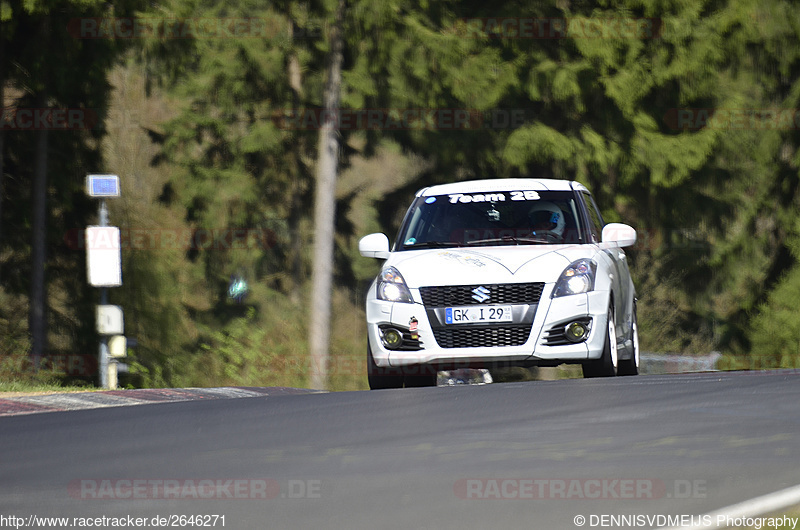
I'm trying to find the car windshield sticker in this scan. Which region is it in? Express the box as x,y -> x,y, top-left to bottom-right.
510,191 -> 541,201
405,237 -> 417,245
447,191 -> 540,203
425,197 -> 437,204
448,193 -> 505,203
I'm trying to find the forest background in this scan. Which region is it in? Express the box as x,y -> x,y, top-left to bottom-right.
2,0 -> 799,391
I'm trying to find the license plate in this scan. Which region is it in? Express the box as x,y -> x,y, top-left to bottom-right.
445,305 -> 513,324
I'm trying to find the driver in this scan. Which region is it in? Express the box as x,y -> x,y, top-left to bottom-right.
528,201 -> 566,240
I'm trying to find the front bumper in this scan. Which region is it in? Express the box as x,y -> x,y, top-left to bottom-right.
366,283 -> 611,369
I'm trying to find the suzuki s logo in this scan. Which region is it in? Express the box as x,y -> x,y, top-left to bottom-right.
472,286 -> 490,303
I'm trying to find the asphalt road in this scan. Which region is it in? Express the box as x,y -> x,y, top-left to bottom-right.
2,371 -> 800,529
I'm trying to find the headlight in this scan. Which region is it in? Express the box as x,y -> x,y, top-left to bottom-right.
553,259 -> 597,298
377,267 -> 414,303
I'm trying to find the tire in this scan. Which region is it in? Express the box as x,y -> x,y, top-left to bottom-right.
582,306 -> 618,378
617,304 -> 640,376
367,342 -> 404,389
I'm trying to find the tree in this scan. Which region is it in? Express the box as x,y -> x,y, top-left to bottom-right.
1,0 -> 146,372
343,0 -> 800,356
0,5 -> 5,282
71,0 -> 800,389
308,0 -> 345,390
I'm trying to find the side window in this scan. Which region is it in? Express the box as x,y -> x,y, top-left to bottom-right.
582,192 -> 604,243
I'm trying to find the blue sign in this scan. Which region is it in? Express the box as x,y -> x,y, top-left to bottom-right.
86,175 -> 120,197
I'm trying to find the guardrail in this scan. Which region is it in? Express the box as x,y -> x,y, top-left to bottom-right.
639,352 -> 722,374
436,352 -> 723,385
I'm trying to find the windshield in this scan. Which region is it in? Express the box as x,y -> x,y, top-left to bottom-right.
395,189 -> 586,250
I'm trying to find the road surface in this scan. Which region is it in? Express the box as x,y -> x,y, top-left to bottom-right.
2,371 -> 799,529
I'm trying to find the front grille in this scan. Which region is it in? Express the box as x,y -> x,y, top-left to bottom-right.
419,283 -> 545,307
542,317 -> 592,346
432,324 -> 532,348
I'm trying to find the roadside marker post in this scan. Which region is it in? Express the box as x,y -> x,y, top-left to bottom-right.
85,174 -> 123,389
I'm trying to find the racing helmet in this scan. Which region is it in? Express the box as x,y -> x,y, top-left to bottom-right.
528,201 -> 566,238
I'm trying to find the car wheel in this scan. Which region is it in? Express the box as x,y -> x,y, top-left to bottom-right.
618,304 -> 640,376
582,306 -> 618,378
367,343 -> 404,390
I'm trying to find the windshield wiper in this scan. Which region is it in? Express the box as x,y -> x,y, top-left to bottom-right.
404,240 -> 459,249
465,235 -> 553,246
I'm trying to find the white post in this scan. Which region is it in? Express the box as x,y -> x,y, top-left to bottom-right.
98,199 -> 109,389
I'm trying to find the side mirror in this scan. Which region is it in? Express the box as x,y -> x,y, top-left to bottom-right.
359,233 -> 391,259
601,223 -> 637,248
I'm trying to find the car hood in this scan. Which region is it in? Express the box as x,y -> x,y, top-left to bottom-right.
385,245 -> 596,288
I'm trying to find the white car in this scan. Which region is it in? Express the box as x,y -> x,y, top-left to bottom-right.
359,178 -> 639,389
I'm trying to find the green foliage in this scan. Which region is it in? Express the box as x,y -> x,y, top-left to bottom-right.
744,264 -> 800,369
123,286 -> 368,391
136,300 -> 309,389
742,218 -> 800,368
6,0 -> 800,389
0,0 -> 150,373
0,288 -> 29,359
0,335 -> 86,390
138,0 -> 325,299
504,123 -> 576,167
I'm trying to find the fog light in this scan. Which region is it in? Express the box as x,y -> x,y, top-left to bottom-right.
565,321 -> 589,343
382,328 -> 403,349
